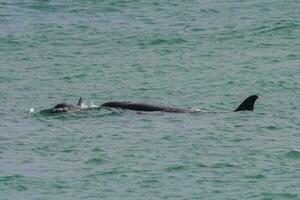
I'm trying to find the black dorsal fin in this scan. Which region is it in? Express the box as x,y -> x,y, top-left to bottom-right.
234,95 -> 258,112
77,97 -> 83,106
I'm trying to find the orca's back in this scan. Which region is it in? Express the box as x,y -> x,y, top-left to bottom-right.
101,101 -> 186,113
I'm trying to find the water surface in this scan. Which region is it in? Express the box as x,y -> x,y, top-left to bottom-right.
1,0 -> 300,199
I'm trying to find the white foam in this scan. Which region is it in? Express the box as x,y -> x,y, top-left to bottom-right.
190,108 -> 206,112
90,101 -> 98,108
80,101 -> 88,109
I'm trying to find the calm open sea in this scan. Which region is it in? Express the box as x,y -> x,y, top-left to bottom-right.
1,0 -> 300,199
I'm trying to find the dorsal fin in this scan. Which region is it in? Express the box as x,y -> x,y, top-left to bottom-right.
234,95 -> 258,112
77,97 -> 83,106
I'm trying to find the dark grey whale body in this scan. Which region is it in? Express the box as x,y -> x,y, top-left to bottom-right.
101,102 -> 188,113
101,95 -> 258,113
48,95 -> 258,113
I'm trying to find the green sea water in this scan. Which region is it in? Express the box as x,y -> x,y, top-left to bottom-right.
1,0 -> 300,199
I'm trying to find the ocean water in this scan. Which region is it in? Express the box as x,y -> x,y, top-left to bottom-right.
1,0 -> 300,199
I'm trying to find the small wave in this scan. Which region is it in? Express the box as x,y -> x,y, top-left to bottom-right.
245,174 -> 265,179
138,36 -> 187,47
85,158 -> 106,165
87,169 -> 120,177
252,21 -> 299,36
149,37 -> 186,45
286,149 -> 300,159
200,8 -> 220,14
0,174 -> 23,182
267,22 -> 299,32
261,192 -> 298,199
22,2 -> 68,13
211,163 -> 236,168
165,165 -> 186,172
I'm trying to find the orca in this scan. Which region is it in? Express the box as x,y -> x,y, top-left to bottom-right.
101,95 -> 258,113
48,95 -> 258,113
